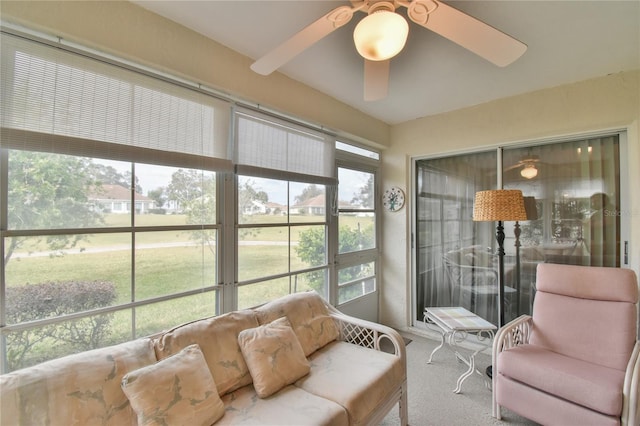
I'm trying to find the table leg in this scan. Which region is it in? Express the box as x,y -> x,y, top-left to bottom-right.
453,347 -> 480,393
427,328 -> 447,364
452,330 -> 494,394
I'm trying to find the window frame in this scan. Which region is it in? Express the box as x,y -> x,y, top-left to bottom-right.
334,143 -> 381,308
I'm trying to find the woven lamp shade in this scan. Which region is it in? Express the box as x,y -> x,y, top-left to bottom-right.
473,190 -> 527,222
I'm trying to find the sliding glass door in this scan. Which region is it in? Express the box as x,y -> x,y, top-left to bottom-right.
415,150 -> 499,324
414,134 -> 622,327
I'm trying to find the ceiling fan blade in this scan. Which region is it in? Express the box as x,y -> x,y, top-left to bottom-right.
504,163 -> 523,172
251,4 -> 362,75
406,0 -> 527,67
364,59 -> 389,101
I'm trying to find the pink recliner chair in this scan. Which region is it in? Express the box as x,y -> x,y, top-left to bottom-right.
493,263 -> 639,426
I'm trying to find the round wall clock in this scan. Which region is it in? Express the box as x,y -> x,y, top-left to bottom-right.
382,187 -> 405,212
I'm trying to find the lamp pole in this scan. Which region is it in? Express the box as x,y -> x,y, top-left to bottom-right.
514,221 -> 521,317
496,221 -> 506,327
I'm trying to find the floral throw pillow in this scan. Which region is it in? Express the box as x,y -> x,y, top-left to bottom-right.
238,317 -> 310,398
121,344 -> 224,426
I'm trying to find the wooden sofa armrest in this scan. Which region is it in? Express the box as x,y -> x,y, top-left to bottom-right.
622,340 -> 640,426
324,302 -> 406,362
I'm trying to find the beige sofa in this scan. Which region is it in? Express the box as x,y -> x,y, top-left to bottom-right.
1,291 -> 408,426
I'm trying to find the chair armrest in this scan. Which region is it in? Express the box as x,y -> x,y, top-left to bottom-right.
622,340 -> 640,426
323,302 -> 406,363
492,314 -> 533,357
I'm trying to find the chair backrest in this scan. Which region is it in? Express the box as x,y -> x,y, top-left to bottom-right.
531,263 -> 638,371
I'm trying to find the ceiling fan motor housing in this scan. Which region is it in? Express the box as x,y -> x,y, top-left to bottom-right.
353,2 -> 409,61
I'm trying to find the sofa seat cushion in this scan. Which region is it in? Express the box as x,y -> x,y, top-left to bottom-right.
254,291 -> 339,357
294,341 -> 404,425
498,344 -> 625,416
154,310 -> 259,396
217,384 -> 348,426
0,338 -> 157,426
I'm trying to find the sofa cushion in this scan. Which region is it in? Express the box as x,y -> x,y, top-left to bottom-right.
496,373 -> 620,426
217,384 -> 348,426
238,317 -> 310,398
154,310 -> 259,396
121,344 -> 225,426
498,344 -> 625,416
254,291 -> 339,357
294,341 -> 404,425
0,338 -> 157,426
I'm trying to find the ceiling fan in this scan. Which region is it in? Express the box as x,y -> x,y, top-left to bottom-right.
505,155 -> 542,179
250,0 -> 527,101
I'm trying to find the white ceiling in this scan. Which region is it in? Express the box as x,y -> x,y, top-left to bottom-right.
133,1 -> 639,125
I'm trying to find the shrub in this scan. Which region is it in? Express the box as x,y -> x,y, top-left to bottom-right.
5,280 -> 117,371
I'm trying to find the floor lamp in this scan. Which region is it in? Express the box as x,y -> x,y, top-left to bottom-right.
473,189 -> 527,326
473,190 -> 527,377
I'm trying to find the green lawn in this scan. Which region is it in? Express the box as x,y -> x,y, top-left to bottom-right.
4,212 -> 372,370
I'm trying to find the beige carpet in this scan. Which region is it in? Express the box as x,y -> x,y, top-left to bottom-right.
380,331 -> 540,426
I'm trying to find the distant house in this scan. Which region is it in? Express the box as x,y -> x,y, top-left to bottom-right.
291,194 -> 326,215
242,195 -> 353,216
89,184 -> 156,214
242,200 -> 268,216
242,200 -> 287,216
266,202 -> 288,215
291,194 -> 352,215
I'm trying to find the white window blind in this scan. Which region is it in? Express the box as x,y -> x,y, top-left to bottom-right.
235,109 -> 337,185
1,33 -> 232,171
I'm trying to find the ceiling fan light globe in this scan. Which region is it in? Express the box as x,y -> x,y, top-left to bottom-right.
520,164 -> 538,179
353,11 -> 409,61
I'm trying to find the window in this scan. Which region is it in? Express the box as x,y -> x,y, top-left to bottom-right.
236,176 -> 329,309
1,32 -> 230,372
3,151 -> 221,371
336,142 -> 380,305
233,109 -> 336,309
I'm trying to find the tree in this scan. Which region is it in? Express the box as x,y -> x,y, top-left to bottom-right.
166,169 -> 215,212
238,179 -> 269,214
5,151 -> 104,267
296,223 -> 375,293
91,163 -> 142,194
148,187 -> 167,208
167,169 -> 217,253
351,174 -> 374,208
294,184 -> 322,204
295,227 -> 326,293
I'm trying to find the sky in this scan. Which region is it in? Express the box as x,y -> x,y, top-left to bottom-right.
95,159 -> 371,205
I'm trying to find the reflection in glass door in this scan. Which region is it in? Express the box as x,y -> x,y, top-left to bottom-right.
414,134 -> 622,328
503,135 -> 620,268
